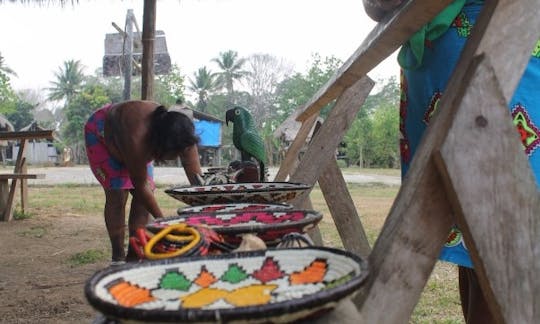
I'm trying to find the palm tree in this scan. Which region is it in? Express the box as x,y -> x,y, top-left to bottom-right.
212,50 -> 248,106
0,52 -> 17,77
47,59 -> 85,103
188,66 -> 217,113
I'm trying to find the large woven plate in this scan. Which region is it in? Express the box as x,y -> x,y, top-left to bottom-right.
165,182 -> 311,206
85,247 -> 368,323
147,209 -> 322,245
178,202 -> 293,215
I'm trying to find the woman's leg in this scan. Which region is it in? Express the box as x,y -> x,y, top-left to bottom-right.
126,193 -> 151,261
459,266 -> 495,323
104,189 -> 129,262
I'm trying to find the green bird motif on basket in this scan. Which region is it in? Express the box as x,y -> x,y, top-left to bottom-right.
225,106 -> 267,182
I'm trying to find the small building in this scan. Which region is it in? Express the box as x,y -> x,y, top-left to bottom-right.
10,122 -> 58,165
178,108 -> 224,167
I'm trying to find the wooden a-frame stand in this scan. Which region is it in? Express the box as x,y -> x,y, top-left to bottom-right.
275,0 -> 540,322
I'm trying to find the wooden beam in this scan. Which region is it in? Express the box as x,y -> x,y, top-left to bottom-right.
0,130 -> 54,140
319,159 -> 371,257
273,112 -> 319,181
290,76 -> 374,204
356,0 -> 540,320
141,0 -> 156,100
3,141 -> 26,221
296,0 -> 453,122
434,58 -> 540,323
0,174 -> 45,180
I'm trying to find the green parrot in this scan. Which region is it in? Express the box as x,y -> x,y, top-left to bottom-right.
225,106 -> 267,181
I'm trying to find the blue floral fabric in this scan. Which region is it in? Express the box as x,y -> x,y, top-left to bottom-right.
399,0 -> 540,268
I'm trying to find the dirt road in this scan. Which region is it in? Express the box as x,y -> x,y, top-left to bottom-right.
23,166 -> 401,186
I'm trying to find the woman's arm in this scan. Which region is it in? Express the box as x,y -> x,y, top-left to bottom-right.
179,145 -> 203,185
363,0 -> 405,22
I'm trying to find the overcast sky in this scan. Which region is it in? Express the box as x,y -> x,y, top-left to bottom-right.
0,0 -> 399,95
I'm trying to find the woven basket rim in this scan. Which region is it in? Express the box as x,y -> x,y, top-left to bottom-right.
147,209 -> 323,236
85,247 -> 368,323
164,182 -> 312,196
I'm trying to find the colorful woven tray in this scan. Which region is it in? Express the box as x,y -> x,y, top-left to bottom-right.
85,247 -> 368,323
178,202 -> 293,215
147,209 -> 323,245
165,182 -> 311,206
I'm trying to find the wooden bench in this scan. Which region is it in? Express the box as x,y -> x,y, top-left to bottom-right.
0,130 -> 54,222
0,173 -> 46,221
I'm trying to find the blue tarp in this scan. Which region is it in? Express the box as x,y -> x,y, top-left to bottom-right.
194,120 -> 221,147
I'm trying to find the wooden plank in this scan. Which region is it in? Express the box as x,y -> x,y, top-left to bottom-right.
0,130 -> 54,140
357,0 -> 540,320
319,159 -> 371,257
296,0 -> 453,122
274,112 -> 319,181
434,59 -> 540,323
0,174 -> 45,180
290,76 -> 374,204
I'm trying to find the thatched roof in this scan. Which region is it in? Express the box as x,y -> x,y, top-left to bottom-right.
0,114 -> 14,132
0,0 -> 79,5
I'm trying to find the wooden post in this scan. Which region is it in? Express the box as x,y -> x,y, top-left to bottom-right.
20,158 -> 28,213
274,112 -> 319,181
123,9 -> 134,100
141,0 -> 156,100
434,58 -> 540,322
287,77 -> 374,253
356,0 -> 540,320
4,140 -> 26,221
319,159 -> 371,257
0,179 -> 8,217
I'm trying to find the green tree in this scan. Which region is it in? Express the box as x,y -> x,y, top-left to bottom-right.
155,64 -> 186,107
48,59 -> 85,104
212,50 -> 248,107
61,84 -> 110,163
5,99 -> 34,130
343,76 -> 400,168
0,52 -> 17,77
188,66 -> 218,113
0,72 -> 17,117
274,54 -> 342,127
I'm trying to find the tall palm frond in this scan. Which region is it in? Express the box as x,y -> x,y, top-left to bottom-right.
0,52 -> 17,77
212,50 -> 248,105
188,66 -> 218,113
47,59 -> 85,103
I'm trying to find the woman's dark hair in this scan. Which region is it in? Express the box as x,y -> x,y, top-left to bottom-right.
150,106 -> 199,162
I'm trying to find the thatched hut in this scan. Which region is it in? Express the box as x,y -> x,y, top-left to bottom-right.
273,109 -> 323,162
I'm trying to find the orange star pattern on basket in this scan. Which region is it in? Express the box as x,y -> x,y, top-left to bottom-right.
289,258 -> 327,285
108,280 -> 155,307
